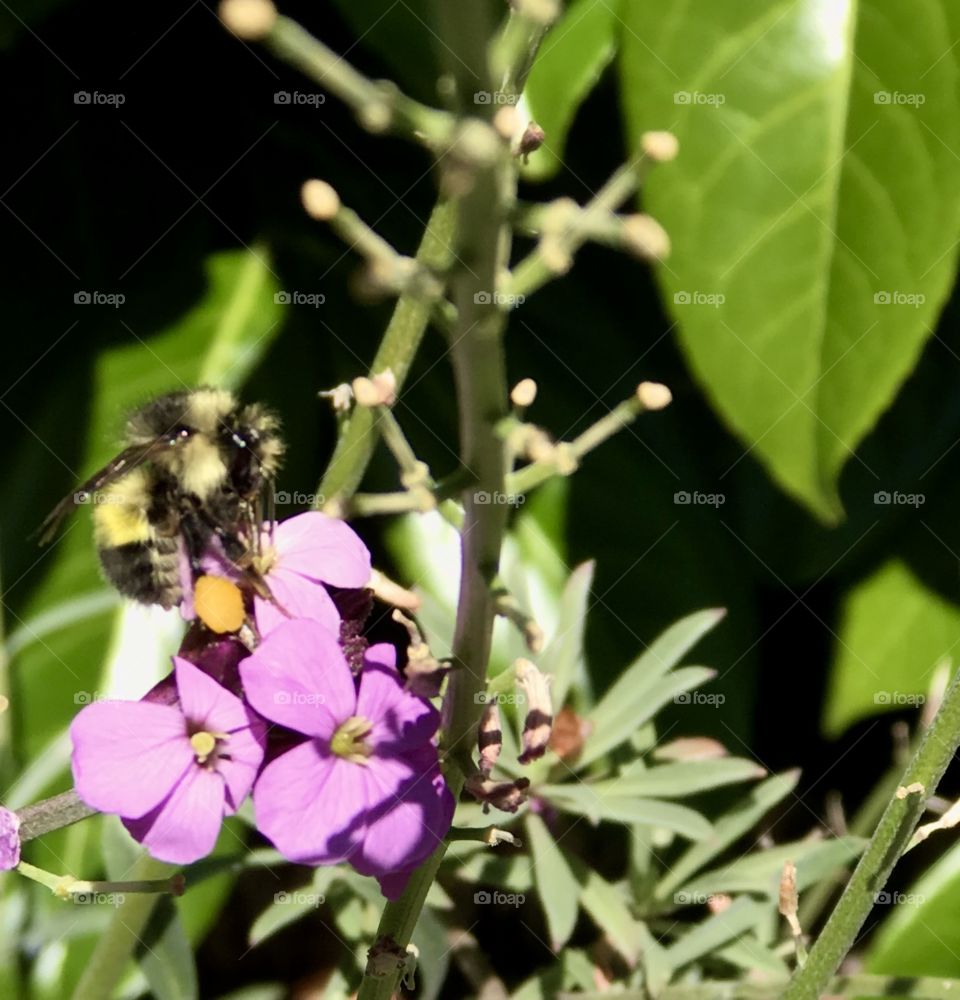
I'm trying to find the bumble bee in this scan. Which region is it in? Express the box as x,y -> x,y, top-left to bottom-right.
40,387 -> 284,609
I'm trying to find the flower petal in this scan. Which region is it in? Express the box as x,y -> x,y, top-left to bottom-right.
124,765 -> 225,864
70,701 -> 193,817
351,752 -> 453,877
273,511 -> 371,587
175,657 -> 251,733
356,645 -> 441,755
239,619 -> 355,737
217,721 -> 265,812
254,567 -> 342,638
377,869 -> 414,901
253,742 -> 367,865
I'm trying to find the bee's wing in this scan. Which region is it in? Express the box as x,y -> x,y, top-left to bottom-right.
37,438 -> 176,545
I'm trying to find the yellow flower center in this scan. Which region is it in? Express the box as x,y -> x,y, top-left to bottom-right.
330,716 -> 373,764
190,730 -> 227,765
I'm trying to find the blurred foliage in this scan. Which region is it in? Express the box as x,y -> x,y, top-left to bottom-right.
1,0 -> 960,995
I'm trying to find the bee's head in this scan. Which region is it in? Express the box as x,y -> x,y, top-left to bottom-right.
219,402 -> 284,499
128,389 -> 283,500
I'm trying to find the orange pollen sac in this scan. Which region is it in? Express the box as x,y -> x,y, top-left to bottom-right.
194,575 -> 246,633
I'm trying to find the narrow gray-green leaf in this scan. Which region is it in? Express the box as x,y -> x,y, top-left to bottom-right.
579,665 -> 719,769
620,1 -> 960,519
676,836 -> 864,901
573,864 -> 646,964
525,812 -> 580,950
613,758 -> 766,798
540,784 -> 712,840
539,560 -> 594,709
655,770 -> 801,900
664,897 -> 769,971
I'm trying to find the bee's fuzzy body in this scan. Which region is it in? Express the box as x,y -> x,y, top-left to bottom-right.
47,388 -> 284,609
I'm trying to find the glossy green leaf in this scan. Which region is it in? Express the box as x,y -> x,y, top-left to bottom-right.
620,0 -> 960,519
823,559 -> 960,736
655,770 -> 801,900
525,812 -> 580,950
522,0 -> 620,180
867,837 -> 960,976
540,783 -> 712,840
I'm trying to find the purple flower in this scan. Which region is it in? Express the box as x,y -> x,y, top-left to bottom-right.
253,511 -> 370,637
0,808 -> 20,870
70,657 -> 265,864
240,620 -> 453,896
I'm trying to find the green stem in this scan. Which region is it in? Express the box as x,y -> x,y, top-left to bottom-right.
265,17 -> 452,143
69,853 -> 175,1000
17,789 -> 96,841
318,199 -> 457,505
354,3 -> 554,996
784,665 -> 960,1000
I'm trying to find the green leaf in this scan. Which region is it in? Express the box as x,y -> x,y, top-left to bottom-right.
248,870 -> 335,948
716,936 -> 789,977
410,904 -> 451,1000
578,665 -> 719,769
823,559 -> 960,736
525,812 -> 580,950
676,836 -> 864,901
867,837 -> 960,976
664,897 -> 769,971
619,1 -> 960,519
655,770 -> 801,900
540,784 -> 712,840
539,561 -> 595,710
614,758 -> 766,798
573,864 -> 646,964
521,0 -> 620,181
